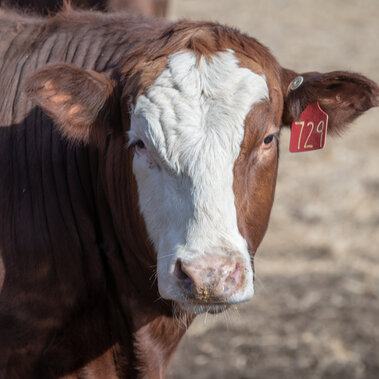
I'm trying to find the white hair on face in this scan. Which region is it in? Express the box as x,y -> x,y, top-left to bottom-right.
130,50 -> 269,307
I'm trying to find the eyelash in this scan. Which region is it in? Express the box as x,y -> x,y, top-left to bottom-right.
130,139 -> 145,149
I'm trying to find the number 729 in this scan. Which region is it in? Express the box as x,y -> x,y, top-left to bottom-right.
295,120 -> 326,150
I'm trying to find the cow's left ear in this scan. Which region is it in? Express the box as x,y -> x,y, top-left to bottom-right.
281,68 -> 378,134
24,63 -> 116,144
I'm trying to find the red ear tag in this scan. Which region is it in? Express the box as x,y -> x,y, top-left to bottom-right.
289,102 -> 328,153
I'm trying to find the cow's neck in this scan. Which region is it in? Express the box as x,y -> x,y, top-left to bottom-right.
132,312 -> 195,378
62,312 -> 194,379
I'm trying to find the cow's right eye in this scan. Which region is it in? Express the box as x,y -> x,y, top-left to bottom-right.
130,139 -> 146,151
134,140 -> 145,149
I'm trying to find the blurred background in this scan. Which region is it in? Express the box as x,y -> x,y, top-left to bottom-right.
166,1 -> 379,378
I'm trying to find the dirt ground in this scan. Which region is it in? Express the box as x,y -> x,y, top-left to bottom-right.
166,1 -> 379,378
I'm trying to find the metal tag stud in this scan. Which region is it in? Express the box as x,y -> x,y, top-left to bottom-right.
290,75 -> 304,90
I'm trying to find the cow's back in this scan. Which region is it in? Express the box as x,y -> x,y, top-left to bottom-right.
0,8 -> 163,122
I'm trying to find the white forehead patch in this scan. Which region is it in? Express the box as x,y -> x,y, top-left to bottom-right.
130,50 -> 269,306
132,50 -> 269,174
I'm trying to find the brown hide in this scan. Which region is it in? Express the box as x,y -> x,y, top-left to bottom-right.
0,251 -> 4,293
0,5 -> 377,379
0,0 -> 168,17
0,8 -> 178,379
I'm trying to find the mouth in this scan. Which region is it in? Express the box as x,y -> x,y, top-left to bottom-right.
177,301 -> 232,315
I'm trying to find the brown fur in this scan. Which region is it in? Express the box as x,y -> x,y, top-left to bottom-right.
25,64 -> 116,143
0,251 -> 4,293
0,0 -> 168,17
0,5 -> 377,378
234,102 -> 280,253
60,345 -> 119,379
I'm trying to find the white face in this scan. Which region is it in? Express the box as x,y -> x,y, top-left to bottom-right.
129,50 -> 269,313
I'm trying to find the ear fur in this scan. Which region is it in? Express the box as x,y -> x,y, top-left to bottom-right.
281,68 -> 379,135
24,64 -> 115,144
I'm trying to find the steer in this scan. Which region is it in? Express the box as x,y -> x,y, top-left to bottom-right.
0,5 -> 377,379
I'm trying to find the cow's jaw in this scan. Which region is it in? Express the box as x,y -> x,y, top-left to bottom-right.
130,50 -> 269,314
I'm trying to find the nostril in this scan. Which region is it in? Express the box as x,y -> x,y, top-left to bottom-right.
174,259 -> 193,290
224,261 -> 242,292
230,262 -> 241,282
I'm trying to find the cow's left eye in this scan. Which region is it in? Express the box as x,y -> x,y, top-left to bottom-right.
263,135 -> 274,146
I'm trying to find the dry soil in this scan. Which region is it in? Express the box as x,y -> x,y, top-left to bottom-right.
167,1 -> 379,378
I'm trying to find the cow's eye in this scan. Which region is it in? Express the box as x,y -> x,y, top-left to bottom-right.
131,139 -> 145,150
263,135 -> 274,146
135,140 -> 145,149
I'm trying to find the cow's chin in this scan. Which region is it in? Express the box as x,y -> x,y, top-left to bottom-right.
176,301 -> 231,315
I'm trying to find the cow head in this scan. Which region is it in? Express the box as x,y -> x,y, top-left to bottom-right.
24,28 -> 378,315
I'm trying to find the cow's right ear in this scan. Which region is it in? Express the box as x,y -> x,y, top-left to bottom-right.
24,64 -> 116,144
281,68 -> 378,135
